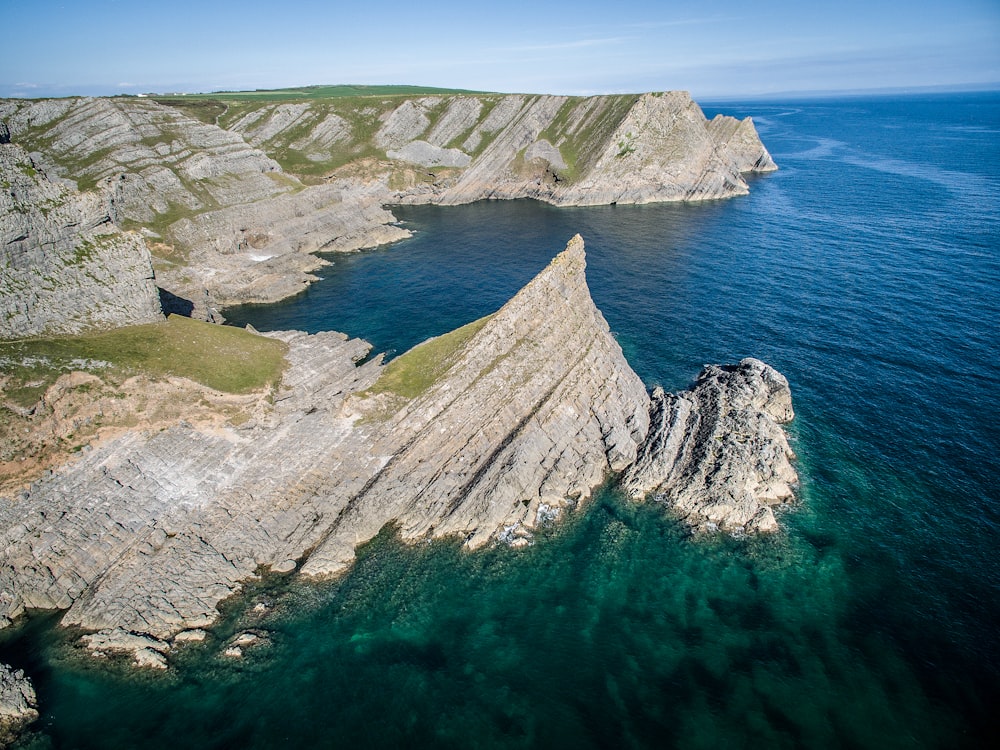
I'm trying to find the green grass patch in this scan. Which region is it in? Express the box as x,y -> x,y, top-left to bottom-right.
153,98 -> 228,124
365,315 -> 493,400
0,315 -> 287,398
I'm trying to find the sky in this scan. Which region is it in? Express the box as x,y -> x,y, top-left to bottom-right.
2,0 -> 999,99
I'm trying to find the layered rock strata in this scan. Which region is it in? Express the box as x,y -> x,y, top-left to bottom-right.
1,91 -> 774,311
302,235 -> 651,575
621,359 -> 797,534
0,98 -> 410,311
423,92 -> 776,206
0,237 -> 795,665
0,142 -> 163,338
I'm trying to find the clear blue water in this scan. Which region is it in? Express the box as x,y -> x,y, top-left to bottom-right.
4,93 -> 999,748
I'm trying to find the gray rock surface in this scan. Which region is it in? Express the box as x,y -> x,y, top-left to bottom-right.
2,92 -> 775,312
0,236 -> 796,663
400,92 -> 776,207
706,114 -> 778,173
1,97 -> 410,312
387,140 -> 471,168
302,235 -> 651,574
0,143 -> 163,338
374,99 -> 435,149
622,358 -> 797,533
0,663 -> 37,744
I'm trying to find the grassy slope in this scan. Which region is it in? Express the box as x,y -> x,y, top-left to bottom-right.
0,315 -> 287,406
365,315 -> 494,400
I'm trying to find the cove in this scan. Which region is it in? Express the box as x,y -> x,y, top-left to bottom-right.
3,93 -> 999,748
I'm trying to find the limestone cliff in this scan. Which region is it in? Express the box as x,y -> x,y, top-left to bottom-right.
621,359 -> 797,534
0,97 -> 410,313
1,91 -> 774,312
0,236 -> 795,664
0,142 -> 163,338
425,92 -> 776,206
206,91 -> 776,207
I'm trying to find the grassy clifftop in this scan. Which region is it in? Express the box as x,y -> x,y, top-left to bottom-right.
0,314 -> 287,407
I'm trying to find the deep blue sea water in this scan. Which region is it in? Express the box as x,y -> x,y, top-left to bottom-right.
4,93 -> 999,748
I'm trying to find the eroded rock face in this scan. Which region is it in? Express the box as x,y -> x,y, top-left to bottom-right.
1,92 -> 775,315
0,663 -> 37,744
622,358 -> 797,534
403,92 -> 777,206
0,236 -> 796,663
0,143 -> 163,338
0,97 -> 411,313
302,234 -> 652,575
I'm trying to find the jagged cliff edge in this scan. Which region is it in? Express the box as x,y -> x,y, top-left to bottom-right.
0,91 -> 776,317
0,236 -> 796,675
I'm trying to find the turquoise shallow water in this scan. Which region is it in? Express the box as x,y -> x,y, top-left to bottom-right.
4,93 -> 1000,748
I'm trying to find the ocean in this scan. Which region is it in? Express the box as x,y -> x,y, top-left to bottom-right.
4,92 -> 999,748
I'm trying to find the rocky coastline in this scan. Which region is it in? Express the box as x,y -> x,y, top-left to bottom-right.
1,91 -> 775,323
0,91 -> 790,739
0,237 -> 796,687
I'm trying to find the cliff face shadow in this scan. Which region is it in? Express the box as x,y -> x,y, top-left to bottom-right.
158,287 -> 194,317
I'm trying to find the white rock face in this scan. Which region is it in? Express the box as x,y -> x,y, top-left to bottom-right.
0,143 -> 163,338
0,236 -> 797,658
387,140 -> 472,168
621,358 -> 797,534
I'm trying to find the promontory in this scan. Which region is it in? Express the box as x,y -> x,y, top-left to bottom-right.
0,88 -> 793,722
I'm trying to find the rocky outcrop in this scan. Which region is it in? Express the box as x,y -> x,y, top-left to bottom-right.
302,234 -> 651,573
0,142 -> 163,338
164,179 -> 409,307
0,237 -> 646,644
621,359 -> 796,534
0,97 -> 410,311
423,92 -> 776,206
195,91 -> 776,208
0,663 -> 37,745
0,236 -> 796,663
706,114 -> 778,173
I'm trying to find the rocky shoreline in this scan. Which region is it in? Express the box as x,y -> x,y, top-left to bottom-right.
1,91 -> 788,740
0,237 -> 796,689
1,91 -> 775,326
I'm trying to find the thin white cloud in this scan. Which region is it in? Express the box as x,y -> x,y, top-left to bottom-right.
497,36 -> 631,53
620,16 -> 743,30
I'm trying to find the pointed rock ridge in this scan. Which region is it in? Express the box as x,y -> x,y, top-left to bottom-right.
301,234 -> 652,574
706,113 -> 778,174
0,233 -> 798,656
621,358 -> 797,534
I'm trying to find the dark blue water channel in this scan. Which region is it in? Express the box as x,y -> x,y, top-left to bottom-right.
4,93 -> 1000,748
